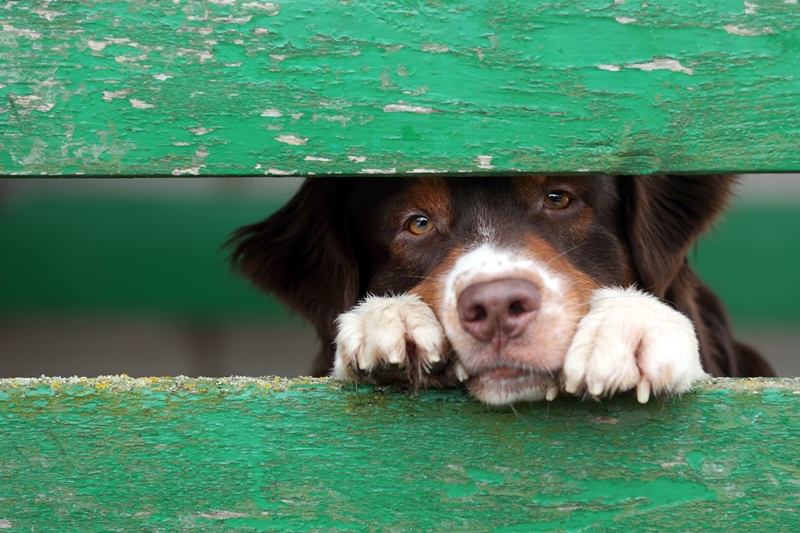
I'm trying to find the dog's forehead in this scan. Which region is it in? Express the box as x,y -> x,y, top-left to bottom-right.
345,177 -> 618,240
401,176 -> 609,207
404,177 -> 454,221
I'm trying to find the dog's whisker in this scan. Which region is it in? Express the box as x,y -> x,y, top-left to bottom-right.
400,273 -> 450,282
545,242 -> 589,266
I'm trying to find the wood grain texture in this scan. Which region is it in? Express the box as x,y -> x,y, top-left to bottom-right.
1,376 -> 798,531
1,0 -> 799,176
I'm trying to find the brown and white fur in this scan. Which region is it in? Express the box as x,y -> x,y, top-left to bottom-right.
229,176 -> 774,405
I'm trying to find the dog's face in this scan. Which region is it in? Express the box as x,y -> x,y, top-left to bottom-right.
230,175 -> 737,402
347,177 -> 631,295
344,177 -> 633,400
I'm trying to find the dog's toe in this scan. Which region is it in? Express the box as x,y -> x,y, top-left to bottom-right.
333,293 -> 450,385
562,287 -> 708,402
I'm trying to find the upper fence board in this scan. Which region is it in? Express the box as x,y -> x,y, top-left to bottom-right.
1,0 -> 799,177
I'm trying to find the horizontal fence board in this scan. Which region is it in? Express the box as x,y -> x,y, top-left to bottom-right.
1,1 -> 799,176
1,377 -> 799,531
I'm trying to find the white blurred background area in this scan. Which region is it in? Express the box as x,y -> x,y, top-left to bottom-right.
1,175 -> 798,378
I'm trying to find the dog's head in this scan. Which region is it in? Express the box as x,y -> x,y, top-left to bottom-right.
229,176 -> 735,401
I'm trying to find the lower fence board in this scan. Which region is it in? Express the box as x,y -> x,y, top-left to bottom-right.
1,377 -> 798,532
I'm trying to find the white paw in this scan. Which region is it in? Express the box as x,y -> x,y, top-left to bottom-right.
562,287 -> 709,403
333,294 -> 457,383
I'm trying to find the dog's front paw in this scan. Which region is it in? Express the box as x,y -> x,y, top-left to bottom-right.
562,287 -> 709,403
334,294 -> 463,386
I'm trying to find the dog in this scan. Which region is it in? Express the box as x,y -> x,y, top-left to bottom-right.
228,176 -> 774,405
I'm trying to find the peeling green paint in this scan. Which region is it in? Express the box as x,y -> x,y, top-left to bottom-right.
1,377 -> 798,531
1,0 -> 799,176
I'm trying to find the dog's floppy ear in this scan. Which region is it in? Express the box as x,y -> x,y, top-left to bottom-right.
621,175 -> 737,296
227,178 -> 358,339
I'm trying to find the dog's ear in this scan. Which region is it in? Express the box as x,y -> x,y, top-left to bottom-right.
227,178 -> 358,339
621,175 -> 737,296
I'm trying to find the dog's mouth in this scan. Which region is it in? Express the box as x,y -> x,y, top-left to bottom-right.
465,363 -> 559,405
480,365 -> 537,381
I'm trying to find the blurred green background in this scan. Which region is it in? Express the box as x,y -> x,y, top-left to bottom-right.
1,176 -> 798,378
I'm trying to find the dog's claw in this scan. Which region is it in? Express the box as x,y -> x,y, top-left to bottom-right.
386,349 -> 405,365
546,384 -> 559,402
453,362 -> 469,382
564,381 -> 579,395
636,378 -> 651,404
588,382 -> 604,397
334,294 -> 449,385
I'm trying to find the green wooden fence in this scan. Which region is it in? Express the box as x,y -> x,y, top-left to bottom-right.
2,377 -> 799,531
1,0 -> 799,176
2,1 -> 800,530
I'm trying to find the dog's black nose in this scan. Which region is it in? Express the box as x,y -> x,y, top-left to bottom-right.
457,278 -> 541,347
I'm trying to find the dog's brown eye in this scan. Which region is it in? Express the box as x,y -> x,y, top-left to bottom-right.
544,192 -> 572,210
408,216 -> 434,235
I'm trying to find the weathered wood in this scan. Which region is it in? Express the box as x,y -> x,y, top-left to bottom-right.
1,0 -> 799,176
1,376 -> 798,531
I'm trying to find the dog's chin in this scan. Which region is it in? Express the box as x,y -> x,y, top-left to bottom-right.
466,366 -> 557,406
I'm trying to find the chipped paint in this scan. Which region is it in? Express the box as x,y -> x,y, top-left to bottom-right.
87,40 -> 107,51
325,115 -> 351,127
261,109 -> 283,117
723,25 -> 774,36
626,58 -> 694,75
171,166 -> 205,175
477,155 -> 494,169
129,99 -> 154,109
304,156 -> 331,162
241,1 -> 281,15
114,54 -> 148,63
347,155 -> 366,163
189,126 -> 214,136
420,43 -> 450,53
598,64 -> 622,72
2,24 -> 41,39
10,95 -> 54,112
383,103 -> 438,114
615,16 -> 636,24
209,16 -> 251,24
194,512 -> 249,520
360,168 -> 397,174
275,135 -> 308,146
